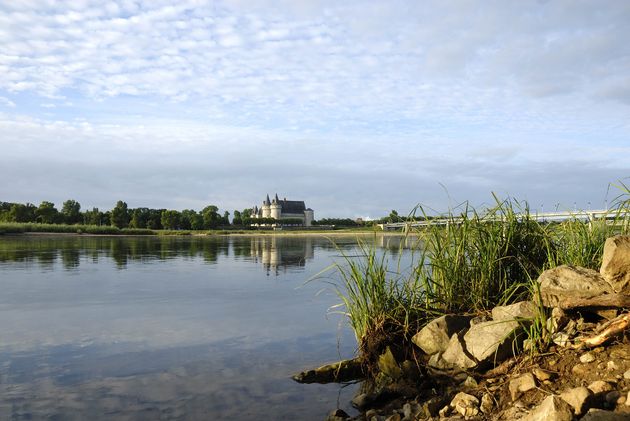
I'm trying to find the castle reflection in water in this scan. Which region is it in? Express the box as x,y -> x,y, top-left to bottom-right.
249,236 -> 315,275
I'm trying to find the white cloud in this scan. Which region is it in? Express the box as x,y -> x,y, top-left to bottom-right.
0,1 -> 628,216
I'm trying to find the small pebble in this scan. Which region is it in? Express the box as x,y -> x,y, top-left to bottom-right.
533,367 -> 552,381
626,391 -> 630,407
607,361 -> 618,371
624,369 -> 630,380
580,353 -> 596,363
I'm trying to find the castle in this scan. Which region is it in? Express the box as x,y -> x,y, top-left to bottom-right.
251,194 -> 314,227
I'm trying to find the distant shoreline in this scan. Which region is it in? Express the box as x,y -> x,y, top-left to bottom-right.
2,230 -> 409,238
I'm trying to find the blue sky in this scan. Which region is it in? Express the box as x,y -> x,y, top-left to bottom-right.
0,0 -> 629,218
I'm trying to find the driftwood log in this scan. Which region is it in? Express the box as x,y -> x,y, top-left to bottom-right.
581,313 -> 630,348
292,358 -> 365,383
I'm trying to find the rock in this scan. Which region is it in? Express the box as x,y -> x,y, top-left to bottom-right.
480,393 -> 494,414
581,408 -> 630,420
607,361 -> 619,371
326,409 -> 350,421
462,375 -> 478,388
438,405 -> 450,417
624,369 -> 630,380
351,393 -> 372,410
509,372 -> 537,401
588,380 -> 615,395
600,235 -> 630,294
550,307 -> 569,333
627,390 -> 630,406
605,391 -> 621,405
537,265 -> 614,308
520,395 -> 573,421
559,386 -> 593,416
411,315 -> 472,356
552,332 -> 571,347
580,352 -> 597,363
450,392 -> 479,418
440,333 -> 478,370
532,367 -> 554,382
463,319 -> 521,366
492,301 -> 537,322
422,396 -> 447,417
378,347 -> 402,380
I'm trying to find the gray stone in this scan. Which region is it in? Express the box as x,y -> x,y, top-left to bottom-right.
600,235 -> 630,294
450,392 -> 479,418
463,319 -> 521,365
509,373 -> 537,401
624,369 -> 630,380
520,395 -> 573,421
492,300 -> 537,322
411,314 -> 472,355
581,408 -> 630,420
441,333 -> 478,370
559,386 -> 593,416
588,380 -> 615,395
537,265 -> 614,308
580,352 -> 596,363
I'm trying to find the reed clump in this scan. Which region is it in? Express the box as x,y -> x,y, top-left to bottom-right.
334,189 -> 630,368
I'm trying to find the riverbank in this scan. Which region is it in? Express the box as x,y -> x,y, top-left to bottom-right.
297,193 -> 630,420
0,222 -> 401,237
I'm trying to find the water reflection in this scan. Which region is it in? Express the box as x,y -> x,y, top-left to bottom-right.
250,236 -> 315,275
0,233 -> 410,420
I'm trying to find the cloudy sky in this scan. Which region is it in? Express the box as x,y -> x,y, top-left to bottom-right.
0,1 -> 628,218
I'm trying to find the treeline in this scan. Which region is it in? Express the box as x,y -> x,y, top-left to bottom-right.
0,200 -> 365,231
0,200 -> 243,230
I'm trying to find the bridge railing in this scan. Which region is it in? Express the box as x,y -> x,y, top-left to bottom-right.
378,209 -> 626,231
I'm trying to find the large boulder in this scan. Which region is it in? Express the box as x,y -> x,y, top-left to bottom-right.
432,332 -> 477,370
411,314 -> 472,355
600,235 -> 630,294
463,319 -> 522,366
492,301 -> 537,322
537,265 -> 613,308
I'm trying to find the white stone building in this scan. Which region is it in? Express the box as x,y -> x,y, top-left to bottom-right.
251,194 -> 314,227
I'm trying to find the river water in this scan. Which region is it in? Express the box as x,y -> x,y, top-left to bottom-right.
0,234 -> 410,420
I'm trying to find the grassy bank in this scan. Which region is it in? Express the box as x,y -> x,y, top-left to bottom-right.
0,222 -> 381,237
334,184 -> 630,367
0,222 -> 155,235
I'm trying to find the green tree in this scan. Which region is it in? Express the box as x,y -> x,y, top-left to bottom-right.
83,207 -> 102,225
202,205 -> 220,229
61,199 -> 81,224
8,203 -> 37,222
222,210 -> 230,226
232,210 -> 242,226
161,210 -> 181,230
111,200 -> 130,228
181,209 -> 203,230
36,201 -> 59,224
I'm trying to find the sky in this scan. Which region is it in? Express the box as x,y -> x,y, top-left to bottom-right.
0,0 -> 629,219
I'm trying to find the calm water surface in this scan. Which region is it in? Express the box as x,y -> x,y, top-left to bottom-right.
0,234 -> 411,420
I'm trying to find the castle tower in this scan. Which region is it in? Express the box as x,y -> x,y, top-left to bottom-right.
261,194 -> 271,218
270,193 -> 282,220
304,208 -> 314,227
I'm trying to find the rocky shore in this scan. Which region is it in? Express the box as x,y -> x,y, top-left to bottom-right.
296,235 -> 630,420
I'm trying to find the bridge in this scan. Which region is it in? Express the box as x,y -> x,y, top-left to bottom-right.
378,209 -> 626,231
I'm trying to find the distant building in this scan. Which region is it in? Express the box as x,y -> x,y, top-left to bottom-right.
251,193 -> 314,227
